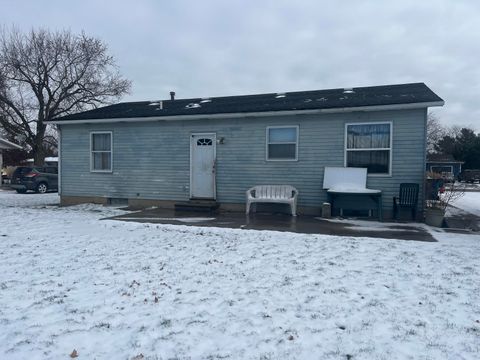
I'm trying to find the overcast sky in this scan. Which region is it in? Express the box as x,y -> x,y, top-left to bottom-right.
2,0 -> 479,130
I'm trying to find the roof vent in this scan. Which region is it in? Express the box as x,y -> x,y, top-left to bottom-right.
343,88 -> 354,94
148,101 -> 163,110
170,91 -> 175,100
185,103 -> 201,109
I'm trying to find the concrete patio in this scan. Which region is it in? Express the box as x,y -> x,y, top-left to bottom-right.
105,207 -> 436,242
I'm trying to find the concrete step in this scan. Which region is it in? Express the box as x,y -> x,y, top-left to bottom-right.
174,200 -> 219,213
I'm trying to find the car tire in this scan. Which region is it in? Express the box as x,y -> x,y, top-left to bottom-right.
36,182 -> 48,194
16,189 -> 27,194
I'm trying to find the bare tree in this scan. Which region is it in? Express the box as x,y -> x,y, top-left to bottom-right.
426,172 -> 465,212
0,27 -> 131,165
426,113 -> 446,153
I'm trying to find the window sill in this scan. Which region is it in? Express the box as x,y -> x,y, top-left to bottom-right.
90,170 -> 113,173
266,159 -> 299,162
367,173 -> 392,178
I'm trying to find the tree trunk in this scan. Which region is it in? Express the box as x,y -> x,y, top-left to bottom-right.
33,149 -> 45,166
33,126 -> 46,166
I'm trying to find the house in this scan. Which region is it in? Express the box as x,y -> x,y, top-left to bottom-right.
47,83 -> 444,219
0,137 -> 22,184
426,153 -> 463,181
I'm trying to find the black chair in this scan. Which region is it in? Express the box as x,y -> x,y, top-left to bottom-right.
393,183 -> 419,220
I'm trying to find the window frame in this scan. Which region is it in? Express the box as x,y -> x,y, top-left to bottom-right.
430,165 -> 453,175
90,131 -> 113,173
265,125 -> 299,162
344,121 -> 393,177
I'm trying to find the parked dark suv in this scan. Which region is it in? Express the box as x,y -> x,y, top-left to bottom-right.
10,166 -> 58,193
458,169 -> 480,183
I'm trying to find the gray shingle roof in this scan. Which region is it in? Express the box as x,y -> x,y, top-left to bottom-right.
52,82 -> 443,122
427,153 -> 463,163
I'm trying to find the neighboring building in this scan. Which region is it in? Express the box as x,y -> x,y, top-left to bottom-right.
48,83 -> 444,219
23,157 -> 59,167
0,137 -> 22,183
426,153 -> 463,181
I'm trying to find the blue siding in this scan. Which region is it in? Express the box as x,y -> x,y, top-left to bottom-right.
60,108 -> 427,217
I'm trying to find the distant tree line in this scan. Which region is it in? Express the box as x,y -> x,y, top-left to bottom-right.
427,114 -> 480,169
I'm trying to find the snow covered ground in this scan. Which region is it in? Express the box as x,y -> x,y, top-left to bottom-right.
451,191 -> 480,217
0,190 -> 479,359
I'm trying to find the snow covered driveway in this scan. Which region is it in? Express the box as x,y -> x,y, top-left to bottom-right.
452,191 -> 480,217
0,190 -> 479,359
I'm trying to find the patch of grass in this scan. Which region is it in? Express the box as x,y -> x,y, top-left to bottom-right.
159,319 -> 172,328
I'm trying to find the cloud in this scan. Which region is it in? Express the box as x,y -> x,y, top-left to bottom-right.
1,0 -> 479,129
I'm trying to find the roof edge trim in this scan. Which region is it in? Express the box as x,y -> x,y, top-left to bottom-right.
0,138 -> 23,150
427,161 -> 464,163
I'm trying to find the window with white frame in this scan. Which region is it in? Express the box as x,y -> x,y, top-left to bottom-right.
266,126 -> 298,160
431,165 -> 453,178
346,123 -> 391,175
91,132 -> 112,172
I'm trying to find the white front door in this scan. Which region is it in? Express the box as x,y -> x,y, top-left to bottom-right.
190,133 -> 216,199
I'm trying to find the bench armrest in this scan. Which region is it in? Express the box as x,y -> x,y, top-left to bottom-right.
393,196 -> 398,206
291,188 -> 299,199
246,187 -> 256,199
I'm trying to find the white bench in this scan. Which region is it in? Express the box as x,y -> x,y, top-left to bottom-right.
246,185 -> 298,216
